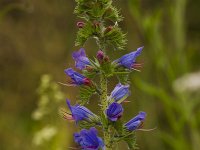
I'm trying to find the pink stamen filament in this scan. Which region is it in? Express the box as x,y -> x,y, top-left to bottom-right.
123,100 -> 131,103
60,109 -> 74,120
132,63 -> 143,69
63,115 -> 74,120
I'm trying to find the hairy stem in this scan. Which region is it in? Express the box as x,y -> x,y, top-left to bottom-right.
100,74 -> 108,111
100,73 -> 112,150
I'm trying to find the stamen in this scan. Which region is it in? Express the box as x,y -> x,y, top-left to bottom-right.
132,62 -> 144,71
63,115 -> 74,120
133,64 -> 142,68
58,81 -> 76,86
132,68 -> 141,72
137,127 -> 157,132
59,108 -> 73,120
123,100 -> 131,103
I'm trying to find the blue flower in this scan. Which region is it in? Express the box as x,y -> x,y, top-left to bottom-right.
106,102 -> 123,121
74,127 -> 105,150
66,100 -> 99,124
64,68 -> 91,86
124,111 -> 146,131
110,83 -> 130,103
114,46 -> 143,69
72,48 -> 90,70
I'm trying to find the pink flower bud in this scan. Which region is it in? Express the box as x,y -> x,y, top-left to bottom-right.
103,55 -> 110,62
96,50 -> 104,60
104,26 -> 113,34
77,21 -> 85,28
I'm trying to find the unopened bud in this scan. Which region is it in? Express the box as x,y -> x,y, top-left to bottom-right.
104,26 -> 113,34
104,55 -> 110,62
83,78 -> 92,86
96,50 -> 104,61
86,66 -> 94,72
77,21 -> 85,28
93,21 -> 100,28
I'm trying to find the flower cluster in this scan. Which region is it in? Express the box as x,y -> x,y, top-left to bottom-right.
61,0 -> 149,149
63,47 -> 147,149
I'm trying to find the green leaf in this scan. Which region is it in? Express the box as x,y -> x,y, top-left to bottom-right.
104,26 -> 127,50
78,121 -> 97,129
103,6 -> 123,22
114,67 -> 131,84
75,0 -> 112,21
101,61 -> 115,77
82,69 -> 98,79
112,123 -> 139,149
112,120 -> 124,134
124,133 -> 138,150
78,85 -> 96,105
116,73 -> 130,84
75,22 -> 100,46
89,57 -> 101,69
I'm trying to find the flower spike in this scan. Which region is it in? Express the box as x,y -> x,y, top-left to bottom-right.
63,0 -> 149,148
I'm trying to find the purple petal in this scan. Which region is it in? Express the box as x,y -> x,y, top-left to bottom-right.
114,46 -> 144,69
66,99 -> 72,112
72,48 -> 90,70
106,102 -> 123,121
64,68 -> 86,85
72,48 -> 86,59
74,127 -> 104,150
64,68 -> 74,76
111,83 -> 130,102
125,111 -> 146,131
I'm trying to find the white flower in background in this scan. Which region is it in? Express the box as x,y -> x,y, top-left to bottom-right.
33,126 -> 57,146
173,71 -> 200,93
32,95 -> 49,120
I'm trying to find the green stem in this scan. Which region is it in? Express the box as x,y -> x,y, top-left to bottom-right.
100,74 -> 108,111
100,73 -> 112,150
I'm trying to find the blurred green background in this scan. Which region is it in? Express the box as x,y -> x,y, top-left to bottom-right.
0,0 -> 200,150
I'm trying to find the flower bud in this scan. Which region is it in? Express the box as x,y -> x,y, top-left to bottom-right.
103,55 -> 110,62
83,78 -> 92,86
85,66 -> 94,72
93,21 -> 100,28
77,21 -> 85,28
104,25 -> 113,34
96,50 -> 104,61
